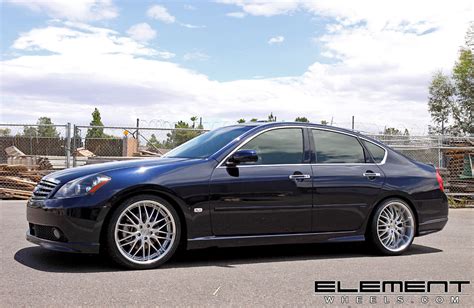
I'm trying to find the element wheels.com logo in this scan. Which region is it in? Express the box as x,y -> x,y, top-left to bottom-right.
314,280 -> 471,305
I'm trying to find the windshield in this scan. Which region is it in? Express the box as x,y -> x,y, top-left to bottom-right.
164,125 -> 254,159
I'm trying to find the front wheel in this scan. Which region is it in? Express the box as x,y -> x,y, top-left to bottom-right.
105,195 -> 181,269
368,199 -> 416,255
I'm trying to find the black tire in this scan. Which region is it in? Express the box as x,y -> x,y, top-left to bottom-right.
104,194 -> 181,270
368,198 -> 416,256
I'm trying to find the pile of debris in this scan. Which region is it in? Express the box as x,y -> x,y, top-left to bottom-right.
0,164 -> 51,199
0,146 -> 52,200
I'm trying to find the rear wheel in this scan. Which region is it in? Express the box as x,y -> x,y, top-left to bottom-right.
105,195 -> 181,269
369,199 -> 415,255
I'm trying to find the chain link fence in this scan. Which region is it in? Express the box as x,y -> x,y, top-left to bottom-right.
71,125 -> 208,166
0,123 -> 472,204
0,123 -> 70,199
369,134 -> 473,204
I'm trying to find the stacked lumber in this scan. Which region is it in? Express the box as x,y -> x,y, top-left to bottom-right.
0,164 -> 50,200
133,149 -> 161,157
37,157 -> 53,170
0,188 -> 32,199
5,146 -> 25,156
74,147 -> 95,157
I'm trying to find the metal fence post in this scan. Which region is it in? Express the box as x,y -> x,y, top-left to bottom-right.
72,124 -> 77,167
65,123 -> 71,168
438,135 -> 443,169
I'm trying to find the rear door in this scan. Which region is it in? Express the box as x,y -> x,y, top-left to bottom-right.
209,127 -> 313,236
310,129 -> 386,232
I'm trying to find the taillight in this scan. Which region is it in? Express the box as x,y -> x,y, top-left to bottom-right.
436,169 -> 444,192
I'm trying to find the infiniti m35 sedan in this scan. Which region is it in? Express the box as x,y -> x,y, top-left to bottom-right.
27,122 -> 448,269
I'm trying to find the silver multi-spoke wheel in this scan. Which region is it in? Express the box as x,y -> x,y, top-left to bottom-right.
114,200 -> 176,265
376,201 -> 414,252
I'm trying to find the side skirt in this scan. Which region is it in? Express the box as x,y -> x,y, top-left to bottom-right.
186,231 -> 365,250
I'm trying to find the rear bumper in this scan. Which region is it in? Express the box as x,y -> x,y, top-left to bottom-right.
416,194 -> 449,236
417,217 -> 448,236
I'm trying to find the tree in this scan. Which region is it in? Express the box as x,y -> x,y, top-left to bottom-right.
250,118 -> 258,122
427,26 -> 474,136
452,48 -> 473,135
428,71 -> 454,134
23,126 -> 38,137
320,120 -> 328,125
165,120 -> 202,148
86,108 -> 107,138
383,127 -> 402,135
295,117 -> 309,123
23,117 -> 59,137
0,128 -> 11,136
146,133 -> 163,151
190,116 -> 198,128
37,117 -> 59,137
465,21 -> 473,50
267,112 -> 276,122
237,119 -> 246,124
196,117 -> 204,129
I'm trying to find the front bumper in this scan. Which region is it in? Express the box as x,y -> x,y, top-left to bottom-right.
26,230 -> 100,253
26,198 -> 110,254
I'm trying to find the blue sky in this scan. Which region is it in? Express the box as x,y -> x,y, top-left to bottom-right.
1,1 -> 472,133
2,1 -> 331,81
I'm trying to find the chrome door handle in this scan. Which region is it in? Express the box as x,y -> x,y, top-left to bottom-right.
363,172 -> 381,177
289,174 -> 311,180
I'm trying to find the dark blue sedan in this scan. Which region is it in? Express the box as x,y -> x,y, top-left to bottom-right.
27,122 -> 448,269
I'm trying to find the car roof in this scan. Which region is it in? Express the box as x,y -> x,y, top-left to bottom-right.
234,121 -> 364,137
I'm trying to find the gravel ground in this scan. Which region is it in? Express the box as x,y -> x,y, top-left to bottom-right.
1,201 -> 473,307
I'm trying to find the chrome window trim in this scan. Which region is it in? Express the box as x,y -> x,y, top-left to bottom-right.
311,128 -> 388,166
216,125 -> 388,168
216,126 -> 307,168
358,136 -> 388,165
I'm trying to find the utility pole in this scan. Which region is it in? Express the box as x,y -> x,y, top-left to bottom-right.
351,116 -> 355,131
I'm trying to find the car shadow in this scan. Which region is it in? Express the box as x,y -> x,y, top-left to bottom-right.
14,242 -> 442,273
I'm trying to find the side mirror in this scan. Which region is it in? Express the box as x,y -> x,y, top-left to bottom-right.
227,149 -> 258,165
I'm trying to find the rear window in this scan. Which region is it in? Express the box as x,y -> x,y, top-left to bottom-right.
362,140 -> 386,163
312,129 -> 365,163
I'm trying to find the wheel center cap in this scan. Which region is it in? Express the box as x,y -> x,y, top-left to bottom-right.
142,227 -> 151,236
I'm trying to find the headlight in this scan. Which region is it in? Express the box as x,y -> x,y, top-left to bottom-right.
54,174 -> 111,199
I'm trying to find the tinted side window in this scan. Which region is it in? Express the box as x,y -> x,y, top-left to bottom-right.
241,128 -> 304,164
362,140 -> 386,163
312,130 -> 365,163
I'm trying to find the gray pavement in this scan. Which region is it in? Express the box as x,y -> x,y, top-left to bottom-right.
1,201 -> 473,307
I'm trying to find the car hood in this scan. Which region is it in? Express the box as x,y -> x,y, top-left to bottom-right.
44,157 -> 193,183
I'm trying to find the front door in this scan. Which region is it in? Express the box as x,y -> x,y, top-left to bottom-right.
209,127 -> 313,236
310,129 -> 385,232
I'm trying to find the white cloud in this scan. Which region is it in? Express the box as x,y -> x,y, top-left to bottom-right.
4,0 -> 118,21
226,12 -> 246,18
183,4 -> 196,10
126,23 -> 156,42
11,22 -> 156,56
217,0 -> 299,17
179,23 -> 206,29
157,51 -> 175,59
268,35 -> 284,45
147,5 -> 176,23
2,1 -> 473,133
183,51 -> 209,61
